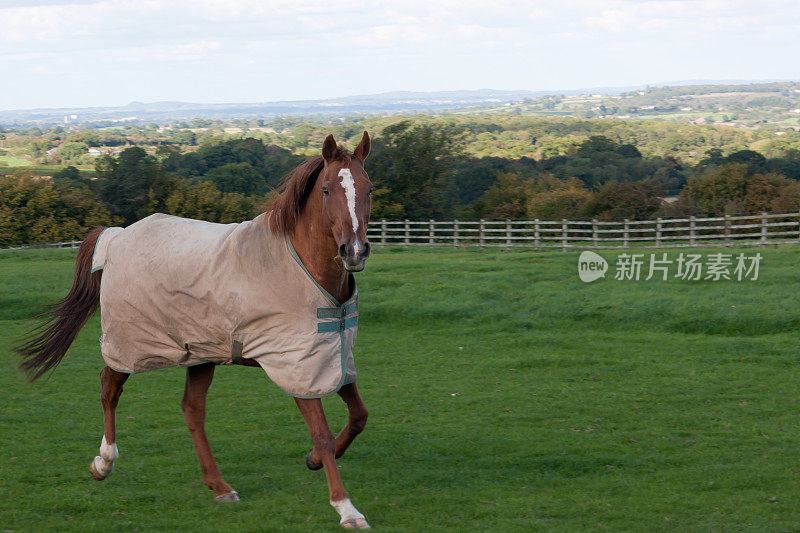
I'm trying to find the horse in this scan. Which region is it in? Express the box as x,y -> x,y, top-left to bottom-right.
15,132 -> 374,530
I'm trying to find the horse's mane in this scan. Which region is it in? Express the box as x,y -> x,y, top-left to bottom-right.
268,145 -> 352,234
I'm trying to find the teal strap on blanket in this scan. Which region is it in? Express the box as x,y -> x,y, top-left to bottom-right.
317,315 -> 358,333
231,340 -> 245,365
317,301 -> 357,319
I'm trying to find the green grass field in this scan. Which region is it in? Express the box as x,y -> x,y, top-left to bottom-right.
1,246 -> 800,531
0,155 -> 33,168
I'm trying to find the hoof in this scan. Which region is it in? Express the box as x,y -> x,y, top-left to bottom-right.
214,491 -> 240,503
341,517 -> 371,530
305,448 -> 322,471
90,457 -> 109,481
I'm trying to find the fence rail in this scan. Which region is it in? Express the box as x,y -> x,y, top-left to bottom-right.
366,212 -> 800,250
5,212 -> 800,251
1,240 -> 82,251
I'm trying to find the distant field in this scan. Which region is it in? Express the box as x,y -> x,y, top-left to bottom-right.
0,155 -> 32,167
1,246 -> 800,531
0,164 -> 97,176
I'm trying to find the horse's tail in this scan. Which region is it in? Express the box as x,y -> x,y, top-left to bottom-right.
17,226 -> 106,382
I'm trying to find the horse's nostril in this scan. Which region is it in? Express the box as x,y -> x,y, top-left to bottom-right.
338,243 -> 347,258
362,242 -> 371,257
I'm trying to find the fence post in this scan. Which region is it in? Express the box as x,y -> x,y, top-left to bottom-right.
761,211 -> 768,248
724,214 -> 731,246
623,219 -> 630,248
534,219 -> 540,248
453,219 -> 459,247
404,219 -> 410,245
506,219 -> 512,248
561,219 -> 568,252
381,219 -> 387,245
479,219 -> 485,248
592,218 -> 598,248
689,216 -> 696,247
429,219 -> 435,245
655,218 -> 662,248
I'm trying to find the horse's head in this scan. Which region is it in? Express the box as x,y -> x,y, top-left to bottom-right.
318,132 -> 372,272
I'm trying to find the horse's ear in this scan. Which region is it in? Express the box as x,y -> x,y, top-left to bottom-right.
322,134 -> 337,163
354,131 -> 370,162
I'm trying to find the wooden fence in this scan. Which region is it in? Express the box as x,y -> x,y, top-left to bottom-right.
1,240 -> 83,251
366,212 -> 800,250
5,212 -> 800,251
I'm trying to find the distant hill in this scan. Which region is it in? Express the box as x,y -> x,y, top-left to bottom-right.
456,81 -> 800,128
0,79 -> 793,128
0,89 -> 625,126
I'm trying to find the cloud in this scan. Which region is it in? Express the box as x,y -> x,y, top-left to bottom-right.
115,40 -> 222,62
0,0 -> 797,109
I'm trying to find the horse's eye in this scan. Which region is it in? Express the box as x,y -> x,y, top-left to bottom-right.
322,187 -> 329,196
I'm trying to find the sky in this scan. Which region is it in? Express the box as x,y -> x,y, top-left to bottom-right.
0,0 -> 797,110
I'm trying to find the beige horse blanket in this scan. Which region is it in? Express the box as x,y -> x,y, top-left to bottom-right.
91,213 -> 358,398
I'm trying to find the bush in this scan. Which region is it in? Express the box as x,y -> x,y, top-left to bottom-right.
0,173 -> 118,246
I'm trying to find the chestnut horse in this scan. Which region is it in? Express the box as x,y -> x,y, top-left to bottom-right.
16,133 -> 374,530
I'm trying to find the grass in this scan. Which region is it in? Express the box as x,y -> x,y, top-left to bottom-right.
0,155 -> 33,168
1,246 -> 800,531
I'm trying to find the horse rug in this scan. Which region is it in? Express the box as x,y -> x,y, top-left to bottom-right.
91,213 -> 358,398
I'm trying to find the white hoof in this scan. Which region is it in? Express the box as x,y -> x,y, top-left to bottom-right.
214,491 -> 240,503
90,435 -> 118,480
341,517 -> 371,529
332,498 -> 368,530
90,457 -> 111,480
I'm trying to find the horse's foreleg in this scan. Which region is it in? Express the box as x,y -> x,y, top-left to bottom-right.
295,397 -> 370,530
305,383 -> 368,470
182,363 -> 238,502
90,366 -> 128,481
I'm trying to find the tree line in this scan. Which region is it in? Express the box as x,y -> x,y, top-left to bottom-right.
6,112 -> 800,167
2,121 -> 800,246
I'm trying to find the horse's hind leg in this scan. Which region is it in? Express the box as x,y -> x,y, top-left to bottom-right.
305,383 -> 368,470
90,366 -> 129,481
182,363 -> 239,502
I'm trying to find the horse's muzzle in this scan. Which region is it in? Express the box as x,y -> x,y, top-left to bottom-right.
339,241 -> 371,272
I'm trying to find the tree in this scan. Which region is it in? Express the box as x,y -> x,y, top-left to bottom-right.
526,177 -> 593,220
726,150 -> 767,170
96,147 -> 168,223
685,163 -> 748,215
0,173 -> 116,246
52,166 -> 86,187
194,137 -> 267,171
743,172 -> 800,213
58,141 -> 89,162
617,144 -> 642,159
368,121 -> 464,219
171,130 -> 197,146
473,172 -> 529,219
203,162 -> 267,195
25,139 -> 53,159
163,179 -> 265,223
367,187 -> 404,220
684,163 -> 799,215
587,181 -> 663,220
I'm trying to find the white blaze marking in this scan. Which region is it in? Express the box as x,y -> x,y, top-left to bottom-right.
338,168 -> 360,254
